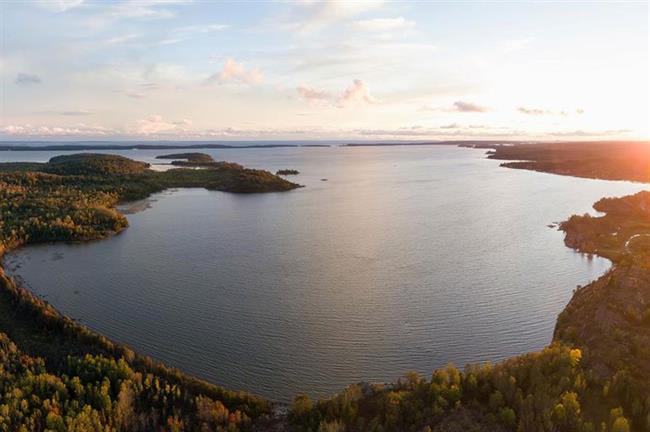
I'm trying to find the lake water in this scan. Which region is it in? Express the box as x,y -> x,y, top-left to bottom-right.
2,145 -> 646,402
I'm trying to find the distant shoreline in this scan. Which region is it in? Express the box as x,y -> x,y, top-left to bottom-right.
0,143 -> 331,151
0,140 -> 495,151
1,139 -> 646,152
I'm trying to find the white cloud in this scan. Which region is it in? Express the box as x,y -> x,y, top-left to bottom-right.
0,124 -> 111,136
274,0 -> 385,33
355,126 -> 521,138
104,33 -> 142,45
135,115 -> 178,134
502,38 -> 533,54
518,106 -> 547,115
296,79 -> 377,108
175,24 -> 230,34
419,101 -> 490,113
207,58 -> 264,85
338,79 -> 377,107
297,85 -> 331,105
352,17 -> 415,32
518,106 -> 584,116
83,0 -> 191,27
60,109 -> 92,116
15,73 -> 42,85
35,0 -> 84,12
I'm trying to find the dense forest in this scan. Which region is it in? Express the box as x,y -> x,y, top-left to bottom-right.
0,152 -> 648,431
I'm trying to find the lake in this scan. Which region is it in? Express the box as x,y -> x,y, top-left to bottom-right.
2,145 -> 646,402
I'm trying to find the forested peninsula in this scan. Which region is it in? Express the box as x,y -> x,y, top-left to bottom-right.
0,148 -> 648,431
476,141 -> 650,183
0,153 -> 300,431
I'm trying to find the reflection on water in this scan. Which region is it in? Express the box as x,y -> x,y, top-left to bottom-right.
2,145 -> 646,402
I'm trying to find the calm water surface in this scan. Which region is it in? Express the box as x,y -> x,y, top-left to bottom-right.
2,145 -> 646,401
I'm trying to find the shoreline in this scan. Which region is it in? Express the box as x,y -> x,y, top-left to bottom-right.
0,183 -> 619,403
0,145 -> 647,428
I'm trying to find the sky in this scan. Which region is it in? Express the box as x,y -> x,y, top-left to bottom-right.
0,0 -> 648,141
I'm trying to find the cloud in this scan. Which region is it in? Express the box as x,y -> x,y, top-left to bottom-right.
114,82 -> 163,99
173,118 -> 193,126
102,1 -> 186,20
296,79 -> 377,108
517,106 -> 547,115
15,73 -> 42,85
275,0 -> 385,33
132,116 -> 193,135
159,23 -> 230,45
355,126 -> 520,138
135,115 -> 178,134
418,104 -> 437,112
35,0 -> 84,12
60,110 -> 92,116
502,38 -> 533,53
104,33 -> 141,45
175,24 -> 230,34
297,85 -> 330,104
352,17 -> 415,32
0,122 -> 634,141
547,129 -> 632,137
0,116 -> 194,138
0,124 -> 111,137
518,106 -> 584,116
114,89 -> 147,99
207,58 -> 263,85
453,101 -> 489,113
338,79 -> 377,107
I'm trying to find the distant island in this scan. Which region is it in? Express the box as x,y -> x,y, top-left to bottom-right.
276,169 -> 300,176
155,152 -> 224,167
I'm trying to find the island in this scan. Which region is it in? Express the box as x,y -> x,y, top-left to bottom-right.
0,148 -> 648,431
276,169 -> 300,176
155,152 -> 223,167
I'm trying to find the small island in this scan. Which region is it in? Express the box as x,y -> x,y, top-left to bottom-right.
276,169 -> 300,176
155,152 -> 221,167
